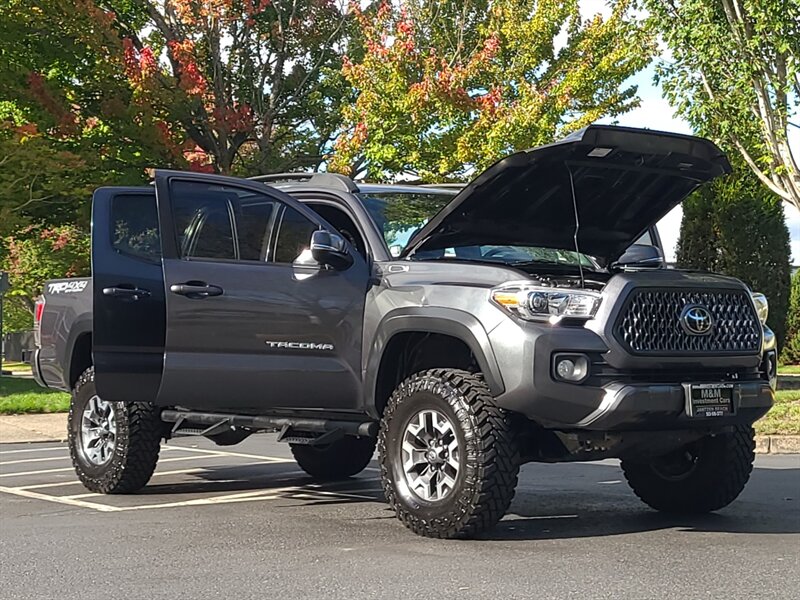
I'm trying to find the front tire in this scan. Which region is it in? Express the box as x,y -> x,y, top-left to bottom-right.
291,436 -> 376,480
378,369 -> 520,539
621,426 -> 756,513
68,367 -> 162,494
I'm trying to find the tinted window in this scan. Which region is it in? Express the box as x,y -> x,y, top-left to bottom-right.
111,194 -> 161,261
189,205 -> 236,259
238,202 -> 276,261
169,180 -> 280,262
273,206 -> 317,263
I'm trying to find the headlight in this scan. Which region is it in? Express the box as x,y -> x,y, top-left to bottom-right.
491,283 -> 601,323
751,292 -> 768,324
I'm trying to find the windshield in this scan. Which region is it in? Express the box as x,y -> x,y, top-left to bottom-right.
358,190 -> 598,266
358,191 -> 454,256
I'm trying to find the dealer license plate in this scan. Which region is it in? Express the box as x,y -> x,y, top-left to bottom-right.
684,383 -> 735,418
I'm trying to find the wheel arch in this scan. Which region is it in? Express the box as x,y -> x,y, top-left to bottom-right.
364,308 -> 504,418
64,317 -> 93,390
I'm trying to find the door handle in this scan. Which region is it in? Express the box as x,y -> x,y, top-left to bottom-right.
102,286 -> 151,300
169,282 -> 224,299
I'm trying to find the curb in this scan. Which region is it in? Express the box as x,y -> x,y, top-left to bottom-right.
755,435 -> 800,454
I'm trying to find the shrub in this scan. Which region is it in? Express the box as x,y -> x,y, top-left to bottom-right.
781,271 -> 800,365
676,170 -> 791,346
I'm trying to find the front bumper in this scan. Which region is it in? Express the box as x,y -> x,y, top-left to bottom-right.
489,319 -> 773,431
565,380 -> 773,431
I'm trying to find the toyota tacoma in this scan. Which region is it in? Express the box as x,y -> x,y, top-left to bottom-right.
32,125 -> 777,538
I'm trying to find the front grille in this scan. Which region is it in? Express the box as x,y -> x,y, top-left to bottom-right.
614,288 -> 761,355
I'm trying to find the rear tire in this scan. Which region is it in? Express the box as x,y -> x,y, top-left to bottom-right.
378,369 -> 520,539
290,436 -> 375,480
621,426 -> 755,513
68,367 -> 162,494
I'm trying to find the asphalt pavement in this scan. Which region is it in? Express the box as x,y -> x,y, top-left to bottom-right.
0,435 -> 798,600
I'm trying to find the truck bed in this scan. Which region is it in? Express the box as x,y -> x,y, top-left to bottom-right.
33,277 -> 92,392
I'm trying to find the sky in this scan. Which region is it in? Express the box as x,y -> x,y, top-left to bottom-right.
577,0 -> 800,264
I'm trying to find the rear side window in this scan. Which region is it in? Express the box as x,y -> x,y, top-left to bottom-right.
273,206 -> 318,264
111,194 -> 161,261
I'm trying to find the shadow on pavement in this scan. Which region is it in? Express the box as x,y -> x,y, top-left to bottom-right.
137,459 -> 799,539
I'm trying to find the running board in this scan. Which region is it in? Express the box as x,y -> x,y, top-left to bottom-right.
160,409 -> 378,438
275,425 -> 344,446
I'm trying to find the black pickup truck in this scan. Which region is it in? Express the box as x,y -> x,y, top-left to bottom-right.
33,125 -> 777,538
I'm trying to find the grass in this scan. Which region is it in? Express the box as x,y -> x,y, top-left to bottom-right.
778,364 -> 800,375
1,361 -> 32,374
0,377 -> 70,415
755,389 -> 800,436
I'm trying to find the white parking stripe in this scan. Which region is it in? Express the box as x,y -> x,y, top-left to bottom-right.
0,446 -> 66,455
1,456 -> 71,466
0,454 -> 232,478
161,445 -> 292,462
0,485 -> 121,512
15,461 -> 295,490
19,466 -> 209,490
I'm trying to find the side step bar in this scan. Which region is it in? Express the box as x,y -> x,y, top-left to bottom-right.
160,409 -> 378,438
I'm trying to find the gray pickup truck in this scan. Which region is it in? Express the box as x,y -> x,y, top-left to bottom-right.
33,125 -> 777,538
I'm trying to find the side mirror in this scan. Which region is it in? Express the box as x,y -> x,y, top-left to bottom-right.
310,229 -> 353,270
614,244 -> 665,269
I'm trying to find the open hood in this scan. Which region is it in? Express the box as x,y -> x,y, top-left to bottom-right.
402,125 -> 731,263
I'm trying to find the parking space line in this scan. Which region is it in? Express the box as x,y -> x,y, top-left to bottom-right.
1,456 -> 72,466
15,460 -> 295,490
161,445 -> 292,463
0,454 -> 230,479
18,466 -> 209,490
0,447 -> 66,455
0,485 -> 122,512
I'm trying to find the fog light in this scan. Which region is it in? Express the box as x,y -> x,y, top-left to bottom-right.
553,354 -> 589,383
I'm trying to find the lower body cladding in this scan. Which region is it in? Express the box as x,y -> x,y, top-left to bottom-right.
488,320 -> 774,462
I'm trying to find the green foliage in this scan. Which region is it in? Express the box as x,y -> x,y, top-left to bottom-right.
676,169 -> 792,345
0,120 -> 96,239
331,0 -> 655,180
781,270 -> 800,364
3,223 -> 90,332
647,0 -> 800,209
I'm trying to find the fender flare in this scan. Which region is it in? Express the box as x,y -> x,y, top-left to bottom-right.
62,315 -> 92,390
364,307 -> 505,416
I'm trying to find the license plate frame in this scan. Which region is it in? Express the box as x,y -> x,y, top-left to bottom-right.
683,383 -> 736,418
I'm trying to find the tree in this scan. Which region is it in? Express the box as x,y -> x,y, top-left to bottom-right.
3,223 -> 91,331
0,1 -> 179,176
0,0 -> 354,175
0,118 -> 96,239
330,0 -> 655,181
648,0 -> 800,211
781,270 -> 800,364
676,168 -> 792,345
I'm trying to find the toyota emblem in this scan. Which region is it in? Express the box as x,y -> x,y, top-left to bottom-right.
680,305 -> 714,336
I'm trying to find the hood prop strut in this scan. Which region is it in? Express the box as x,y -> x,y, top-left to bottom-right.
566,164 -> 585,288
